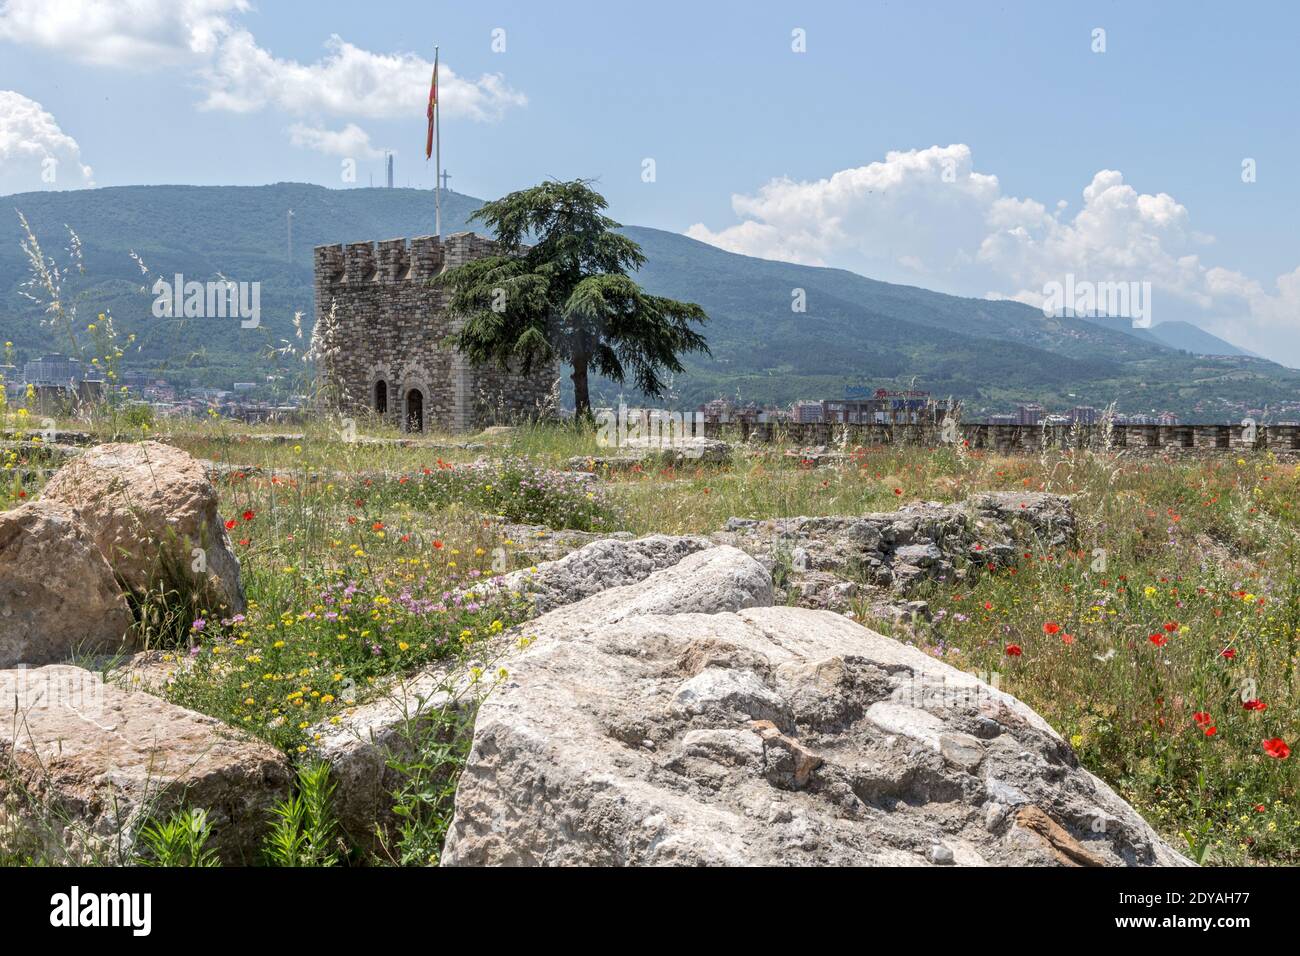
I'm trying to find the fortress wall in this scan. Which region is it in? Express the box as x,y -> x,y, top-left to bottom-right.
313,233 -> 555,432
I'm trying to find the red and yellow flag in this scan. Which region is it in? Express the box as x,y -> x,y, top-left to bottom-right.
425,51 -> 438,160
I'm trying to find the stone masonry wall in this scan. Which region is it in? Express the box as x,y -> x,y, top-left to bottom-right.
313,232 -> 556,433
701,420 -> 1300,455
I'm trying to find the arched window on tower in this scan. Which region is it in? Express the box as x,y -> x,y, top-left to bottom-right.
405,388 -> 424,433
374,380 -> 388,414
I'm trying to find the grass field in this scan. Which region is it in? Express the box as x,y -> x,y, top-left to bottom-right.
3,412 -> 1298,865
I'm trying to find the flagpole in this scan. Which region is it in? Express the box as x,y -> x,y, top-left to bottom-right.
434,45 -> 441,238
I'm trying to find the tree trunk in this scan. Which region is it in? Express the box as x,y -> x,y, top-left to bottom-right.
571,354 -> 591,420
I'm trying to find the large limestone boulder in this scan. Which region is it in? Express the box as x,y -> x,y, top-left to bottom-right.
469,534 -> 714,614
310,543 -> 763,846
0,501 -> 134,667
715,491 -> 1079,613
441,548 -> 1189,867
41,440 -> 245,613
0,665 -> 291,864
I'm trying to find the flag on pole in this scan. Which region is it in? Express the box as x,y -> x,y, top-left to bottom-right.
425,50 -> 438,160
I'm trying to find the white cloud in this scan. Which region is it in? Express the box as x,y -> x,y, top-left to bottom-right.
202,31 -> 525,122
983,169 -> 1213,309
288,121 -> 383,159
0,1 -> 525,162
0,90 -> 93,195
1198,264 -> 1300,355
0,0 -> 247,66
687,144 -> 999,275
689,145 -> 1300,365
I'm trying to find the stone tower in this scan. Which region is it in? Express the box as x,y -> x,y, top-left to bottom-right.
313,232 -> 556,432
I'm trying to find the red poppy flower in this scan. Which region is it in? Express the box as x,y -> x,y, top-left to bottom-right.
1193,711 -> 1212,725
1243,699 -> 1267,712
1043,622 -> 1061,636
1163,621 -> 1179,632
1004,644 -> 1022,657
1221,647 -> 1237,659
238,538 -> 250,547
372,521 -> 384,532
432,539 -> 444,550
984,601 -> 993,611
224,519 -> 237,530
1061,633 -> 1075,645
1203,725 -> 1217,737
893,488 -> 902,496
242,510 -> 255,522
1148,633 -> 1167,647
1262,738 -> 1291,759
1254,804 -> 1267,812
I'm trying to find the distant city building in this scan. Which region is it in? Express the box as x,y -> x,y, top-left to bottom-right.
791,401 -> 824,424
820,389 -> 955,426
1016,403 -> 1046,426
23,353 -> 85,386
1068,406 -> 1099,425
821,399 -> 876,424
987,413 -> 1017,426
696,398 -> 778,425
121,370 -> 152,391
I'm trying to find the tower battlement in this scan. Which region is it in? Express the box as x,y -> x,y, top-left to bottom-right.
312,232 -> 555,433
314,232 -> 499,288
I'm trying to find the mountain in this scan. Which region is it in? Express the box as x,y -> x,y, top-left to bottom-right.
1,182 -> 1296,420
1078,315 -> 1258,359
1146,321 -> 1258,359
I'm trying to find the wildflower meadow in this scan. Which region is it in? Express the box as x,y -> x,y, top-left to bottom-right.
3,412 -> 1297,866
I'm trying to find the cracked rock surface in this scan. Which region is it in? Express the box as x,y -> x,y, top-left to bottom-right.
468,533 -> 713,615
441,545 -> 1189,867
40,440 -> 245,615
0,665 -> 290,864
713,491 -> 1078,616
310,540 -> 763,846
0,501 -> 134,667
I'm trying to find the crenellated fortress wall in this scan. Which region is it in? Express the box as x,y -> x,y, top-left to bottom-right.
701,420 -> 1300,455
313,232 -> 556,433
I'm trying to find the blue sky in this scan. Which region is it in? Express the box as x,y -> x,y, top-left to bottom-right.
1,0 -> 1298,360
